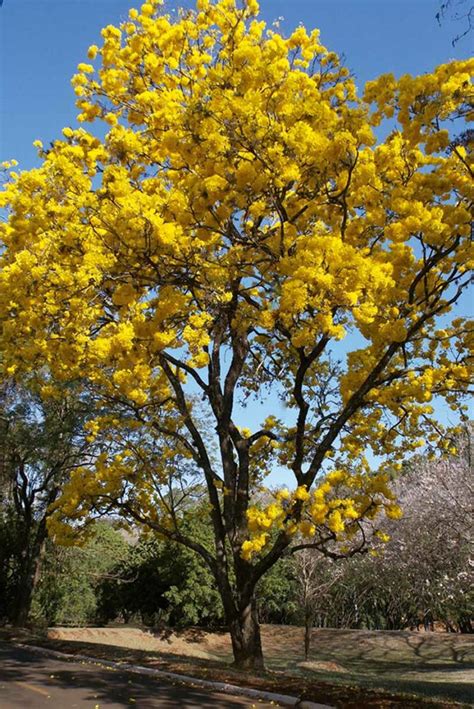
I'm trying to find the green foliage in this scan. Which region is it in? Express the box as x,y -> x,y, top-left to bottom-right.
97,514 -> 225,628
96,537 -> 176,626
164,544 -> 224,628
256,556 -> 299,625
32,523 -> 129,626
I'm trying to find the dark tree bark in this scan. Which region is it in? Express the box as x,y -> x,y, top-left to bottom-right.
228,598 -> 264,670
11,520 -> 48,627
458,617 -> 473,634
11,560 -> 37,627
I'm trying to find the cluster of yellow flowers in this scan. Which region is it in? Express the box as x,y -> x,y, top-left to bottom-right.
241,471 -> 402,560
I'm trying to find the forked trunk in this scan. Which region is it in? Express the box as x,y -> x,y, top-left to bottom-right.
229,599 -> 264,670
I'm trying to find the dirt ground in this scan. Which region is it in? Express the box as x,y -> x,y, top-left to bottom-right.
47,624 -> 474,668
49,624 -> 234,662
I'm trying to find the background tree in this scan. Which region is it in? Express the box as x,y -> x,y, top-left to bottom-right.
33,523 -> 130,627
95,536 -> 170,626
380,426 -> 473,633
255,555 -> 298,626
290,431 -> 473,634
0,0 -> 472,668
293,549 -> 344,658
0,382 -> 96,625
96,513 -> 225,628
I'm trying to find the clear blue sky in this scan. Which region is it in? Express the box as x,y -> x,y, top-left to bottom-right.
0,0 -> 471,167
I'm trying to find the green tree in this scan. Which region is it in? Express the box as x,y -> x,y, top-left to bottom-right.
33,523 -> 129,626
255,556 -> 298,626
97,510 -> 225,628
0,382 -> 95,626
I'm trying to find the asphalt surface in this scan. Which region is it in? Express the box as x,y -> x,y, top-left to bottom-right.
0,642 -> 278,708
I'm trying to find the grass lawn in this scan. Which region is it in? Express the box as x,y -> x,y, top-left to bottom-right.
2,625 -> 473,708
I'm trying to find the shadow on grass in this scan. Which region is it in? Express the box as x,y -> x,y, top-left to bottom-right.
280,629 -> 474,705
26,637 -> 232,672
293,665 -> 474,706
301,629 -> 474,667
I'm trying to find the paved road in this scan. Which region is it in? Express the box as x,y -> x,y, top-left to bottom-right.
0,643 -> 278,708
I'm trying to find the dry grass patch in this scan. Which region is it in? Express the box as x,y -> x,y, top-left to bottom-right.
48,626 -> 234,662
47,625 -> 474,671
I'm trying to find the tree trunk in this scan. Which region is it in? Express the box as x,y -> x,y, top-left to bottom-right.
458,616 -> 473,634
11,531 -> 47,627
304,608 -> 313,659
228,598 -> 264,670
11,557 -> 37,626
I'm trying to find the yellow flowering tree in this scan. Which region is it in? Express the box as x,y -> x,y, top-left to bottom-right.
0,0 -> 472,668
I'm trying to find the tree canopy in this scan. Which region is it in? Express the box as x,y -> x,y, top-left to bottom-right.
0,0 -> 472,667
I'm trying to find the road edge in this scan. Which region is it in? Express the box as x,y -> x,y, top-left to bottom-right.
14,642 -> 333,708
